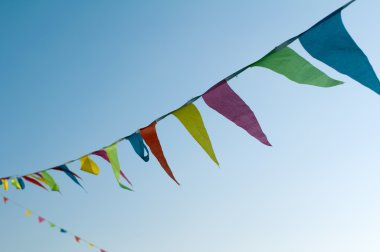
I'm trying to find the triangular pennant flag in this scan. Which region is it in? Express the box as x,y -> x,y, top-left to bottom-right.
140,122 -> 180,185
11,178 -> 22,190
172,103 -> 219,165
120,170 -> 133,187
202,80 -> 271,146
3,196 -> 8,204
105,144 -> 133,191
299,6 -> 380,94
127,132 -> 150,162
80,156 -> 100,175
92,150 -> 110,162
17,177 -> 25,190
251,46 -> 343,87
74,236 -> 81,243
53,165 -> 83,189
89,243 -> 94,249
40,171 -> 60,192
49,222 -> 56,228
60,228 -> 67,233
38,216 -> 45,223
23,176 -> 48,191
2,179 -> 9,191
25,209 -> 32,216
100,249 -> 106,252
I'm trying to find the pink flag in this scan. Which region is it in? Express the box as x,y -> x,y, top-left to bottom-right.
202,80 -> 271,146
92,150 -> 110,162
100,250 -> 107,252
38,217 -> 45,223
3,197 -> 8,204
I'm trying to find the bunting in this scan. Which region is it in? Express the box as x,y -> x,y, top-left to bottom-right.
140,122 -> 180,185
127,132 -> 150,162
0,0 -> 378,193
203,80 -> 271,146
1,194 -> 106,251
80,156 -> 101,175
251,46 -> 343,87
299,3 -> 380,93
172,103 -> 219,165
105,144 -> 133,191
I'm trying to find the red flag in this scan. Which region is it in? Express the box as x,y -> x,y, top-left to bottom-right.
38,216 -> 45,223
3,197 -> 8,204
140,122 -> 179,185
23,176 -> 48,191
74,236 -> 81,243
100,249 -> 107,252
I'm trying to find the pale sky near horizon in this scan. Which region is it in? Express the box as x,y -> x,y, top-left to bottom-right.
1,1 -> 380,252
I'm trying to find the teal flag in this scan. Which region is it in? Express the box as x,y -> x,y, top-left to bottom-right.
299,10 -> 380,94
251,46 -> 343,87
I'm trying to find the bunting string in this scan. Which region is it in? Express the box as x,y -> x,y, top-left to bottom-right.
1,0 -> 378,192
0,194 -> 107,252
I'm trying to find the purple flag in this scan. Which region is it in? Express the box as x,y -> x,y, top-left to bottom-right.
203,80 -> 271,146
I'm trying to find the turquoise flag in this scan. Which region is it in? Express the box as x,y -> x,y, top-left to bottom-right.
299,9 -> 380,94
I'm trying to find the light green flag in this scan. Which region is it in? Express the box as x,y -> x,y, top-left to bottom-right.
251,46 -> 343,87
40,171 -> 60,192
172,103 -> 219,166
105,144 -> 132,191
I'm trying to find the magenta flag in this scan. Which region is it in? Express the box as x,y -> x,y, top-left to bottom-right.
202,80 -> 271,146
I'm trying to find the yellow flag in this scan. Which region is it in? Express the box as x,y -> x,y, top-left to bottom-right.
2,179 -> 8,191
25,209 -> 32,216
173,103 -> 219,165
11,178 -> 21,190
88,243 -> 94,249
80,156 -> 100,175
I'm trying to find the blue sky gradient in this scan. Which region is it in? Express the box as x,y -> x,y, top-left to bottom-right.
1,1 -> 380,251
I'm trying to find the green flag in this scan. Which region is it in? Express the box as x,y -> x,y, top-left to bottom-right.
251,46 -> 343,87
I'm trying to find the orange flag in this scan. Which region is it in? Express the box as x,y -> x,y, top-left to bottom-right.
140,122 -> 179,185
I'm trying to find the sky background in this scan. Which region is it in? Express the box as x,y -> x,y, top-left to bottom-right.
1,0 -> 380,251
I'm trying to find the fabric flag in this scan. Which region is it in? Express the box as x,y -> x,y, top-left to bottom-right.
172,103 -> 219,166
105,144 -> 133,191
60,228 -> 67,233
3,196 -> 8,204
25,209 -> 32,216
100,249 -> 107,252
53,165 -> 83,189
38,216 -> 45,223
49,222 -> 56,228
75,236 -> 81,243
2,179 -> 8,191
251,46 -> 343,87
89,243 -> 94,249
299,9 -> 380,94
92,150 -> 110,162
203,80 -> 271,146
11,178 -> 22,190
140,122 -> 180,185
40,171 -> 60,192
23,176 -> 48,191
80,156 -> 100,175
127,132 -> 150,162
17,177 -> 25,190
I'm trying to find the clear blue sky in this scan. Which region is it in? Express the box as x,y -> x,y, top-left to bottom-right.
1,1 -> 380,251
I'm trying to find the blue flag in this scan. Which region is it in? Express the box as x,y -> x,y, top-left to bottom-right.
127,132 -> 149,162
299,9 -> 380,94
